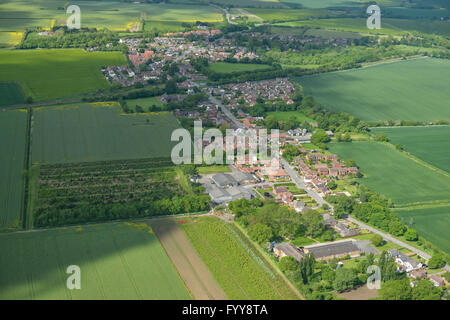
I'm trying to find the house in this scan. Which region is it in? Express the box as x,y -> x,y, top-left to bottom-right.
335,222 -> 359,238
323,213 -> 337,227
328,168 -> 338,177
293,200 -> 306,212
318,167 -> 329,175
428,274 -> 445,287
325,154 -> 338,161
273,242 -> 305,262
388,249 -> 422,272
347,167 -> 359,175
303,240 -> 361,261
408,268 -> 427,280
306,153 -> 323,162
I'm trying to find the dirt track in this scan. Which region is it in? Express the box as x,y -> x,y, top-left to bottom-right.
148,218 -> 227,300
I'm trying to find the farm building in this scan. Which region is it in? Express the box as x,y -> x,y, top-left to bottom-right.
273,242 -> 305,262
211,173 -> 238,188
303,240 -> 361,261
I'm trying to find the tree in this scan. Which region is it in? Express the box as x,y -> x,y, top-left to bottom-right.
264,115 -> 278,130
298,253 -> 315,284
164,79 -> 177,94
302,210 -> 325,238
374,132 -> 388,142
279,256 -> 298,273
248,223 -> 273,244
428,254 -> 445,269
412,279 -> 441,300
379,279 -> 412,300
26,96 -> 33,104
311,129 -> 331,146
404,228 -> 418,241
388,220 -> 406,236
332,268 -> 357,292
327,181 -> 337,190
371,234 -> 384,247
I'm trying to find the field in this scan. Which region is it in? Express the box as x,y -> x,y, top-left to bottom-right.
0,1 -> 223,36
31,157 -> 208,227
0,82 -> 25,107
32,103 -> 180,164
125,96 -> 164,112
394,205 -> 450,253
328,142 -> 450,206
208,62 -> 272,74
278,0 -> 375,9
304,28 -> 362,39
0,49 -> 126,101
372,126 -> 450,173
245,8 -> 336,21
0,110 -> 27,229
297,58 -> 450,122
197,165 -> 232,174
180,216 -> 299,300
274,18 -> 406,35
0,31 -> 22,47
266,111 -> 314,124
149,219 -> 227,299
0,222 -> 191,299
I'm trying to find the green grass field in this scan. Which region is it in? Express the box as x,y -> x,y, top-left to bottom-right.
328,142 -> 450,206
180,217 -> 299,300
0,82 -> 25,107
304,28 -> 362,39
266,111 -> 314,123
394,205 -> 450,254
0,110 -> 27,229
372,126 -> 450,173
32,102 -> 180,164
125,96 -> 164,112
208,62 -> 272,74
197,165 -> 231,174
0,222 -> 191,299
0,49 -> 126,102
297,58 -> 450,122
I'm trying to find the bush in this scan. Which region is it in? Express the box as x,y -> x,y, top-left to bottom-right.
371,234 -> 384,247
404,228 -> 418,241
279,256 -> 298,273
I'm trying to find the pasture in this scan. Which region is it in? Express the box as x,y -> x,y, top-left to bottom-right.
32,102 -> 180,164
0,82 -> 25,107
297,58 -> 450,122
266,111 -> 314,124
125,96 -> 164,112
0,222 -> 191,299
180,217 -> 299,300
0,110 -> 27,229
328,142 -> 450,206
0,49 -> 126,102
208,62 -> 272,74
394,205 -> 450,253
372,126 -> 450,173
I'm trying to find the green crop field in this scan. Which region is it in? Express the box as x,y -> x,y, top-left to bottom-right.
278,0 -> 381,9
0,82 -> 25,107
0,49 -> 126,102
297,58 -> 450,122
0,222 -> 191,299
0,1 -> 222,34
208,62 -> 272,74
394,205 -> 450,253
0,110 -> 27,229
266,111 -> 314,123
328,142 -> 450,206
372,126 -> 450,173
245,8 -> 336,21
32,102 -> 180,164
180,217 -> 299,300
304,28 -> 362,39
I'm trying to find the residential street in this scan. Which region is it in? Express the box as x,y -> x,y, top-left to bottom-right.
280,158 -> 333,209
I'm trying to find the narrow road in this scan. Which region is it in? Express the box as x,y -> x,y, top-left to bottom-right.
208,95 -> 245,129
280,158 -> 332,209
346,216 -> 432,260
